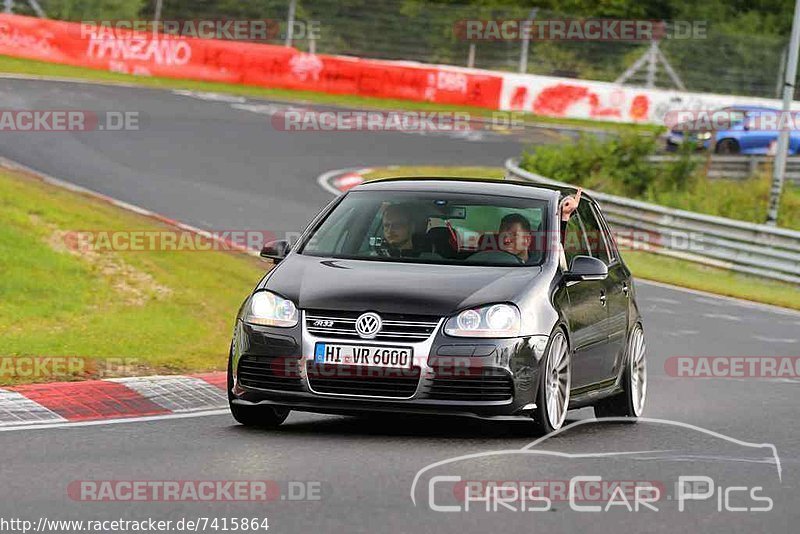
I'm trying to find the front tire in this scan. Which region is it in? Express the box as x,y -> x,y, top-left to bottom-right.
594,324 -> 647,420
227,351 -> 290,428
532,329 -> 571,434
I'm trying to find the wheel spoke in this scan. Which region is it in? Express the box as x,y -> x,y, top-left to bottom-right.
544,333 -> 571,429
629,326 -> 647,416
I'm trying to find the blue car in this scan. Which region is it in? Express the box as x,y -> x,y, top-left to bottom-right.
665,105 -> 800,155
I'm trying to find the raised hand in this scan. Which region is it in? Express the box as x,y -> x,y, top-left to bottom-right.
560,187 -> 582,221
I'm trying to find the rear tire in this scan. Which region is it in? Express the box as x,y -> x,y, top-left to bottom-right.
715,139 -> 739,154
227,350 -> 290,428
531,329 -> 571,435
594,324 -> 646,420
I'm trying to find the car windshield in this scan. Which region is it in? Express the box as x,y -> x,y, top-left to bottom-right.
299,190 -> 550,267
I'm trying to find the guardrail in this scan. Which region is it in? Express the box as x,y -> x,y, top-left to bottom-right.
647,154 -> 800,184
504,158 -> 800,285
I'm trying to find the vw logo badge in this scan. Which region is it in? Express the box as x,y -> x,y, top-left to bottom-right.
355,312 -> 382,339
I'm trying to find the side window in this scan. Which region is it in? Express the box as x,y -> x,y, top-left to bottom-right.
563,213 -> 590,268
577,201 -> 611,265
595,206 -> 619,263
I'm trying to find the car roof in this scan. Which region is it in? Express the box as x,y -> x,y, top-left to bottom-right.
350,176 -> 583,202
724,105 -> 779,113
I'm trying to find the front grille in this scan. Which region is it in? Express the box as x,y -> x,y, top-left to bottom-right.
237,354 -> 304,392
306,363 -> 421,398
305,310 -> 439,342
428,369 -> 514,401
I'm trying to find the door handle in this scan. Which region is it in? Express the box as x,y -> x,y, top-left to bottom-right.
599,291 -> 607,306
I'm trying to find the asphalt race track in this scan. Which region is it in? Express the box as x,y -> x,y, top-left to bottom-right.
2,78 -> 799,533
0,78 -> 559,239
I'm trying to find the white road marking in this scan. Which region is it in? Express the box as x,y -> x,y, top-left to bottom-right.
702,313 -> 743,322
316,167 -> 370,196
638,279 -> 800,317
172,89 -> 246,103
644,297 -> 680,305
666,329 -> 699,336
0,157 -> 259,257
0,72 -> 151,89
645,306 -> 675,314
0,409 -> 231,433
752,335 -> 799,344
694,297 -> 726,307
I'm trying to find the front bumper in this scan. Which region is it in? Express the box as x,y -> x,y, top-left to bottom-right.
230,318 -> 548,420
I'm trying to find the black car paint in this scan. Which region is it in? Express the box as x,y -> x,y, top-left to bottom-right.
230,179 -> 642,419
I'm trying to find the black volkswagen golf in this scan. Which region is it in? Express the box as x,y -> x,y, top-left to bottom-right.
228,178 -> 646,434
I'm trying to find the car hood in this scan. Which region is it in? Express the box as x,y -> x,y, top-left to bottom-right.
261,254 -> 543,316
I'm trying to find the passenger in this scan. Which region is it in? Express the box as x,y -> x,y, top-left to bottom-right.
559,188 -> 582,244
498,213 -> 533,263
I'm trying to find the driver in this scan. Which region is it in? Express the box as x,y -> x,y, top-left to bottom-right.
497,213 -> 533,263
380,203 -> 424,257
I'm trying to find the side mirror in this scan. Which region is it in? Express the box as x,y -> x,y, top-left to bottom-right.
564,255 -> 608,282
260,239 -> 291,262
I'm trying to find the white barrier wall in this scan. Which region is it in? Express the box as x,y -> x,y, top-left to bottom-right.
498,72 -> 800,125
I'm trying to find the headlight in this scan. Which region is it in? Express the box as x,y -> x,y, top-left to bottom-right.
444,303 -> 521,338
697,131 -> 712,140
244,291 -> 298,327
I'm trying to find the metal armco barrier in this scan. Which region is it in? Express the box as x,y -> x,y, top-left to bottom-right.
505,158 -> 800,285
647,155 -> 800,184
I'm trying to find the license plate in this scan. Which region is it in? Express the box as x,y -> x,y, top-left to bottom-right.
314,343 -> 413,369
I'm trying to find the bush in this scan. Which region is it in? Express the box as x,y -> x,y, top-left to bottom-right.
40,0 -> 145,20
519,135 -> 799,230
520,132 -> 666,197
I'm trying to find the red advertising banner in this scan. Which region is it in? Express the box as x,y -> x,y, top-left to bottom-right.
0,14 -> 502,109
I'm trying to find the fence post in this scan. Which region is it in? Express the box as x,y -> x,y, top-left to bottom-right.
518,8 -> 538,73
767,0 -> 800,225
748,156 -> 759,177
285,0 -> 297,47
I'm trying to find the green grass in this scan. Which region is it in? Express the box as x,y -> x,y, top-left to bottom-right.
623,251 -> 800,311
362,166 -> 800,311
0,54 -> 661,135
646,174 -> 800,231
0,167 -> 267,385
